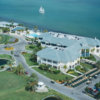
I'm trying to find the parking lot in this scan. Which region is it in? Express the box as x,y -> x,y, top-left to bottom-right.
75,74 -> 100,93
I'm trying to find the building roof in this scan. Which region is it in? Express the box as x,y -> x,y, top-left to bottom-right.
39,33 -> 77,47
39,33 -> 100,47
12,26 -> 25,31
37,45 -> 81,63
37,33 -> 100,63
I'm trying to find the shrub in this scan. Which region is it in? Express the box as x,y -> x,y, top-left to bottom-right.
53,70 -> 60,74
14,38 -> 18,43
22,52 -> 27,55
1,66 -> 4,69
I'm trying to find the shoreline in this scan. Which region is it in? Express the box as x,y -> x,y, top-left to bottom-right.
0,17 -> 97,39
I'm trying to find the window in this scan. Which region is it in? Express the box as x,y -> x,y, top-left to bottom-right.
53,61 -> 57,64
43,59 -> 46,61
41,42 -> 45,44
48,60 -> 51,62
96,45 -> 99,48
39,37 -> 42,40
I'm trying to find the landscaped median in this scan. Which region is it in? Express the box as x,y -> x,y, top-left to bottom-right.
0,71 -> 73,100
4,46 -> 14,50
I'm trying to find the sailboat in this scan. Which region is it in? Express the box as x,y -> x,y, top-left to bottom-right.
39,6 -> 45,14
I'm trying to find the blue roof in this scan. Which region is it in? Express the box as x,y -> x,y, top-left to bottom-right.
37,45 -> 81,63
37,33 -> 100,63
12,26 -> 25,31
79,37 -> 100,47
39,33 -> 77,47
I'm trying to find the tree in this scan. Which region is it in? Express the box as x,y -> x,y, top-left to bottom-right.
43,29 -> 48,33
25,27 -> 28,31
34,26 -> 38,32
18,23 -> 23,26
63,65 -> 67,69
30,53 -> 37,63
95,82 -> 100,89
94,92 -> 100,99
53,70 -> 60,74
39,64 -> 46,70
11,51 -> 13,55
7,61 -> 13,71
25,73 -> 38,92
2,27 -> 10,33
15,64 -> 25,75
31,38 -> 34,44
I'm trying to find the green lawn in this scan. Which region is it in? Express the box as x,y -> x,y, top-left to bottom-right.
75,65 -> 86,73
25,44 -> 35,51
22,53 -> 37,66
33,67 -> 73,81
0,34 -> 17,44
83,54 -> 96,61
0,54 -> 13,61
67,69 -> 81,76
0,35 -> 11,44
80,63 -> 94,71
0,71 -> 73,100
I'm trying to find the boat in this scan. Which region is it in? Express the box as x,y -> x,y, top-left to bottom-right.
39,6 -> 45,14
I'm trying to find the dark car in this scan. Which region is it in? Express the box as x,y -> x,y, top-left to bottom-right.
94,75 -> 98,79
14,54 -> 19,57
82,90 -> 86,93
51,80 -> 55,84
25,71 -> 29,75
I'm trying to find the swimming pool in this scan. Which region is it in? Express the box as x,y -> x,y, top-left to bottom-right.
27,33 -> 38,38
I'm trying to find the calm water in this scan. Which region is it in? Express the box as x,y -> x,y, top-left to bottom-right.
0,0 -> 100,38
0,59 -> 8,66
44,96 -> 62,100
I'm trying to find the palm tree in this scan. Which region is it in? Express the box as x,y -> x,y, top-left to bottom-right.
34,26 -> 38,32
7,61 -> 13,71
63,65 -> 67,69
31,38 -> 34,44
15,64 -> 25,75
43,29 -> 48,33
25,73 -> 38,92
11,51 -> 14,55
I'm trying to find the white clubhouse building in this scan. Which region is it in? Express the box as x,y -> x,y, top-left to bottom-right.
37,32 -> 100,72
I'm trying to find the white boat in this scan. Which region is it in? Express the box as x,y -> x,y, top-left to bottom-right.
39,6 -> 45,14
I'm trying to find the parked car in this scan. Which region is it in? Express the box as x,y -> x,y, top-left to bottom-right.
86,80 -> 91,84
50,80 -> 55,84
82,90 -> 86,93
94,75 -> 98,79
25,71 -> 29,75
14,54 -> 19,57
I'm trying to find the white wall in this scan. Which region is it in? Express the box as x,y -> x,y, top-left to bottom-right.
37,56 -> 80,71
